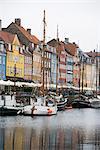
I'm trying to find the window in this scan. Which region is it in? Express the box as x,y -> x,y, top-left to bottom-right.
19,47 -> 23,54
16,45 -> 19,51
3,57 -> 5,65
9,44 -> 12,51
0,43 -> 4,51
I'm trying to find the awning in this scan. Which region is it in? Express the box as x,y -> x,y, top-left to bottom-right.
0,80 -> 14,86
16,81 -> 42,87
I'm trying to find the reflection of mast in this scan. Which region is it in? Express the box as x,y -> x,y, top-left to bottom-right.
42,10 -> 46,96
56,25 -> 59,94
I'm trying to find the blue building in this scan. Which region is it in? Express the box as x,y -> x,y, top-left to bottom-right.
66,54 -> 73,87
0,40 -> 6,80
47,44 -> 57,85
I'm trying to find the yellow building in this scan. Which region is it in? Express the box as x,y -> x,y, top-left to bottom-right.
6,34 -> 24,80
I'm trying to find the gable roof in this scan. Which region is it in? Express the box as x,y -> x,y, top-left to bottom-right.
64,43 -> 77,56
86,51 -> 100,57
47,39 -> 58,47
13,22 -> 39,44
0,31 -> 15,43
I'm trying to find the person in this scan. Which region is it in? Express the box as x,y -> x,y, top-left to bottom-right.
1,91 -> 5,95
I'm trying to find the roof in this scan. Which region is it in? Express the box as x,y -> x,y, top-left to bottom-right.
47,39 -> 64,53
0,31 -> 15,43
86,51 -> 100,57
14,23 -> 39,44
64,43 -> 77,56
47,39 -> 58,47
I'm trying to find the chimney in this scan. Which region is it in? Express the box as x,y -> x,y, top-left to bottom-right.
0,19 -> 2,31
93,49 -> 95,52
65,38 -> 69,43
27,28 -> 31,34
15,18 -> 21,26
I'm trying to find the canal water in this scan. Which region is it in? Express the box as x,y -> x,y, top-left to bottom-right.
0,108 -> 100,150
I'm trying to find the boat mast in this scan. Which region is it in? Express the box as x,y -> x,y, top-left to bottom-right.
56,25 -> 59,94
96,46 -> 98,97
42,10 -> 46,96
81,60 -> 84,93
98,46 -> 100,94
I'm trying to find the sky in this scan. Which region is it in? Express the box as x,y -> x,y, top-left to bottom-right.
0,0 -> 99,52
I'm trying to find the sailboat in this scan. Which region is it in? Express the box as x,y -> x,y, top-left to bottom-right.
22,10 -> 57,116
51,26 -> 68,111
72,55 -> 91,108
88,50 -> 100,108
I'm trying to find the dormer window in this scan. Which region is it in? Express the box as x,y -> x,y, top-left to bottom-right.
19,47 -> 23,54
16,45 -> 19,51
32,43 -> 34,49
0,43 -> 4,52
9,44 -> 12,51
23,45 -> 25,50
26,46 -> 28,51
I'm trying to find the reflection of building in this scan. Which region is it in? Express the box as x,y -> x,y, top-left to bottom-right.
1,124 -> 100,150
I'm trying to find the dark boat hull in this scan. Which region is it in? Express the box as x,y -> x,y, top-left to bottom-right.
0,107 -> 20,116
72,101 -> 91,108
57,100 -> 67,111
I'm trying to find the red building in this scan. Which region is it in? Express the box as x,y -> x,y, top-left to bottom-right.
58,42 -> 66,87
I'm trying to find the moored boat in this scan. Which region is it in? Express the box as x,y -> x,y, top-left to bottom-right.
89,97 -> 100,108
0,94 -> 22,116
71,99 -> 91,108
0,106 -> 21,116
22,96 -> 57,116
57,98 -> 68,111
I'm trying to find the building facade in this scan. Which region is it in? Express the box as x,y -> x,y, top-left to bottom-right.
0,39 -> 6,80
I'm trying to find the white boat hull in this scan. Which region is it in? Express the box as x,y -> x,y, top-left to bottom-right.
23,105 -> 57,116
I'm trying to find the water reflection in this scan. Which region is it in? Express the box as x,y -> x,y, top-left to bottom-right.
0,109 -> 100,150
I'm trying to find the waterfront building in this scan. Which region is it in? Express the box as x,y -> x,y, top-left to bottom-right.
40,43 -> 51,91
0,33 -> 6,81
24,45 -> 32,81
3,18 -> 39,82
58,42 -> 66,87
47,43 -> 57,87
33,45 -> 41,83
64,38 -> 74,87
1,31 -> 24,81
86,51 -> 100,92
78,49 -> 90,91
64,40 -> 79,87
